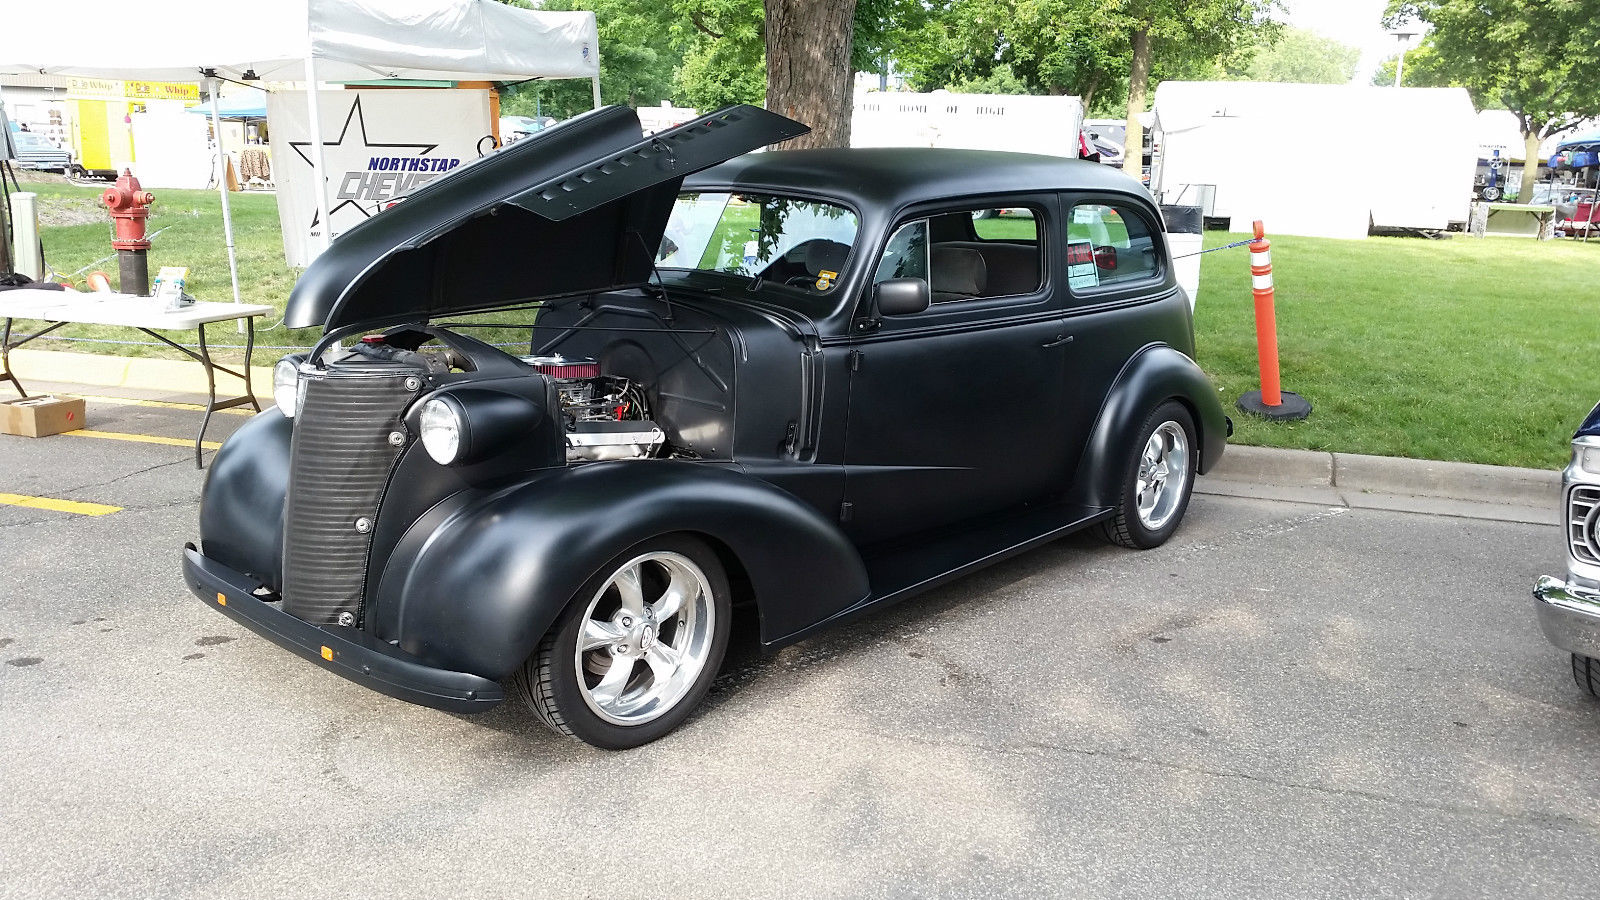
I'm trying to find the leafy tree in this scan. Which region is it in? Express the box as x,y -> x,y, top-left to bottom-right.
1223,26 -> 1359,84
948,65 -> 1034,95
893,0 -> 1279,166
1369,39 -> 1452,87
671,0 -> 767,111
500,0 -> 678,119
672,0 -> 927,145
1387,0 -> 1600,201
1113,0 -> 1282,178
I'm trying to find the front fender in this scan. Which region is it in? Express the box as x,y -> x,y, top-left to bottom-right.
375,461 -> 870,680
198,409 -> 290,587
1070,344 -> 1227,509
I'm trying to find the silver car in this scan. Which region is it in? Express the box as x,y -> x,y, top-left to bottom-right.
1533,409 -> 1600,698
6,131 -> 72,173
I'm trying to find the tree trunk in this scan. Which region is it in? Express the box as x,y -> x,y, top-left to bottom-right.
1122,27 -> 1151,181
765,0 -> 858,149
1517,130 -> 1542,203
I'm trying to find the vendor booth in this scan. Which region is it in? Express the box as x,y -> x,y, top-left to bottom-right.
1151,82 -> 1479,239
1549,130 -> 1600,238
1,0 -> 601,304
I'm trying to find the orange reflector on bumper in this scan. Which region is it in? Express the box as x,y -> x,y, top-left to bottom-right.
321,646 -> 334,661
216,593 -> 227,606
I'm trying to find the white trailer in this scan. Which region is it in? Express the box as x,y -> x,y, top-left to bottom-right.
1152,82 -> 1479,239
851,91 -> 1083,158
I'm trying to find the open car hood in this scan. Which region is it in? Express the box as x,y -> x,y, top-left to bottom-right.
283,105 -> 809,332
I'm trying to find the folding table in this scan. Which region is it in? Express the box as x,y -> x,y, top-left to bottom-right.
0,289 -> 276,467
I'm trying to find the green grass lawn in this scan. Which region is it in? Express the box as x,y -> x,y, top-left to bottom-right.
1195,230 -> 1600,469
20,176 -> 1600,468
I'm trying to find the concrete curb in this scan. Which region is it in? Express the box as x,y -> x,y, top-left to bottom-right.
1201,445 -> 1561,525
7,348 -> 273,400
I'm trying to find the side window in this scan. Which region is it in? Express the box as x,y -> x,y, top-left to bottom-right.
1066,202 -> 1161,291
874,219 -> 929,284
970,208 -> 1039,242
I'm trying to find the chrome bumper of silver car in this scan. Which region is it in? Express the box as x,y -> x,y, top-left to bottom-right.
1533,575 -> 1600,659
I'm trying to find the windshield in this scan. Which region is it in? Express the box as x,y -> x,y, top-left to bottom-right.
657,192 -> 858,295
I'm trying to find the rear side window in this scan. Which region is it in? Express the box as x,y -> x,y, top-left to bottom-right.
1066,202 -> 1161,291
970,208 -> 1038,242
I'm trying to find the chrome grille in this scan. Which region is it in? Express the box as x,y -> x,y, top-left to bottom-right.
1569,486 -> 1600,567
281,368 -> 422,626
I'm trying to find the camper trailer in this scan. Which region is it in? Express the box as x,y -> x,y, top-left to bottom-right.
852,91 -> 1085,159
1152,82 -> 1478,239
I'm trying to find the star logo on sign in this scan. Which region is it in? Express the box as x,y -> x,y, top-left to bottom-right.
289,96 -> 438,230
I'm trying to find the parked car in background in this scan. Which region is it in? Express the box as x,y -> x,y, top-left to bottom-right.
183,104 -> 1229,749
498,115 -> 555,144
5,129 -> 73,173
1533,404 -> 1600,700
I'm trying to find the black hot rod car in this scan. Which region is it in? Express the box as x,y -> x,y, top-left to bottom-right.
183,105 -> 1228,748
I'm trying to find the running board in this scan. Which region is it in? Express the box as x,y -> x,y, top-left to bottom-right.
766,501 -> 1111,649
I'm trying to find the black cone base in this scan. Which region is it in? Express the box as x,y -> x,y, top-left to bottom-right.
1237,390 -> 1311,421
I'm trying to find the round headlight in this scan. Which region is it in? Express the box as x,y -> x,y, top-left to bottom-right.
273,357 -> 302,418
420,397 -> 463,464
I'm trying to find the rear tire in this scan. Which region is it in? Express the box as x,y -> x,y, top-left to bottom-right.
510,535 -> 731,750
1573,654 -> 1600,700
1098,400 -> 1197,550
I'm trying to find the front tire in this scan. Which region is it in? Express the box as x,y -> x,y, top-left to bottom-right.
510,535 -> 731,749
1574,654 -> 1600,700
1099,400 -> 1197,549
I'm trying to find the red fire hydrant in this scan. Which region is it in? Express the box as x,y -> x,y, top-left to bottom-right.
101,169 -> 155,296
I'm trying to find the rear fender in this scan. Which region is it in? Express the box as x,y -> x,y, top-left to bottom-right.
1070,344 -> 1227,509
375,461 -> 870,680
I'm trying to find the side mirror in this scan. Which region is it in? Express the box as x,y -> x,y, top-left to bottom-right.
873,277 -> 930,317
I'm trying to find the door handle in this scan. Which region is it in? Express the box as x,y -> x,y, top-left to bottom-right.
1041,334 -> 1074,348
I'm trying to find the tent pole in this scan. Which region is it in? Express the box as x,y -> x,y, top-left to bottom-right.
591,74 -> 601,110
204,76 -> 245,327
303,55 -> 334,256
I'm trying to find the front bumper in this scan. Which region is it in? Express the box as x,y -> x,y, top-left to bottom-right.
1533,575 -> 1600,660
182,543 -> 504,713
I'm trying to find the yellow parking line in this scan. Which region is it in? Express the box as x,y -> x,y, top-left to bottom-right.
65,430 -> 220,450
0,492 -> 121,516
75,394 -> 256,417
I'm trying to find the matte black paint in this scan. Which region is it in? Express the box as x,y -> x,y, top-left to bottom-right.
283,105 -> 809,332
198,411 -> 290,586
376,461 -> 871,679
182,545 -> 503,712
189,138 -> 1229,714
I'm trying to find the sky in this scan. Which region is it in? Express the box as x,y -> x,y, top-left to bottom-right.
1282,0 -> 1410,84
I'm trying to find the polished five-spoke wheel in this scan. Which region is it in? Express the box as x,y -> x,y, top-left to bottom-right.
1135,421 -> 1190,532
1101,400 -> 1197,549
511,536 -> 731,749
575,551 -> 716,726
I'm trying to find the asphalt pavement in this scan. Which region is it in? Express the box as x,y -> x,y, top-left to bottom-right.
1,387 -> 1596,899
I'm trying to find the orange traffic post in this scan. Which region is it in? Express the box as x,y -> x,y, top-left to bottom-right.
1236,220 -> 1310,421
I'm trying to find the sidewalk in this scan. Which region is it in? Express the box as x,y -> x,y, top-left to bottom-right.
1200,445 -> 1560,525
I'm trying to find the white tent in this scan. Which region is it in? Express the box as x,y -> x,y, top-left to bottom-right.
1153,82 -> 1478,240
0,0 -> 600,303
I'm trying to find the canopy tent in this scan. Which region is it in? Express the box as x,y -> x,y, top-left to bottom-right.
186,89 -> 269,121
1556,130 -> 1600,154
0,0 -> 601,308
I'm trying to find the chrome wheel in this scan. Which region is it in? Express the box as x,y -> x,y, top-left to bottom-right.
575,550 -> 716,726
1135,421 -> 1190,531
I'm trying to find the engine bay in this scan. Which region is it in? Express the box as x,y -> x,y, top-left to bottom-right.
318,328 -> 668,464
